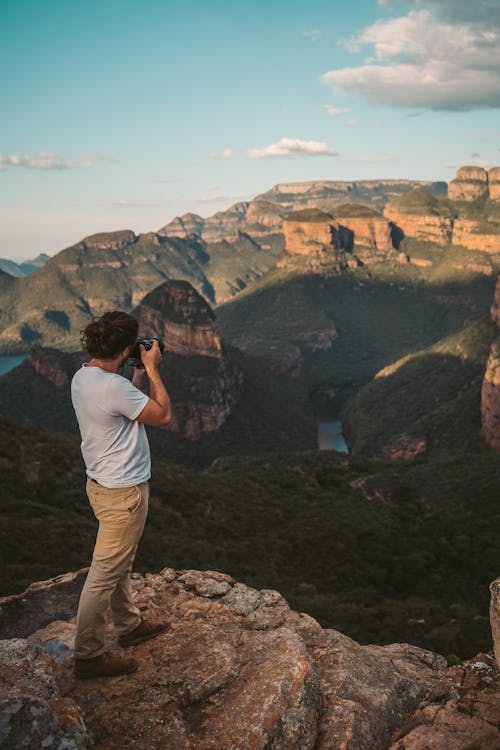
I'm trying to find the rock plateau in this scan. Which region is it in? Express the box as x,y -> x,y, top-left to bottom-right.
0,566 -> 498,750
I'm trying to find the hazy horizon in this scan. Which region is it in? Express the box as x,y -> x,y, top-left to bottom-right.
2,0 -> 499,259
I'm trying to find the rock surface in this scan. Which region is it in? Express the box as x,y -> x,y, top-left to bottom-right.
384,207 -> 453,246
1,566 -> 498,750
132,280 -> 223,359
448,166 -> 490,201
482,274 -> 500,451
452,219 -> 500,254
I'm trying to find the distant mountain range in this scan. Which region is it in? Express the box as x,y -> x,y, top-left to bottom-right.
0,252 -> 50,278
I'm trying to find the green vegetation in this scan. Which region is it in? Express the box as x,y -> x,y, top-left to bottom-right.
342,316 -> 498,456
334,203 -> 383,219
389,188 -> 455,217
285,208 -> 333,222
217,265 -> 496,415
1,416 -> 497,660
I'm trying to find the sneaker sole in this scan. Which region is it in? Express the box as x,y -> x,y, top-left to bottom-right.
119,623 -> 171,648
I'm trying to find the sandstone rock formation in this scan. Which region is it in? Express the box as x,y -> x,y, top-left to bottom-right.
334,210 -> 392,251
452,219 -> 500,254
133,280 -> 223,359
448,166 -> 490,201
481,274 -> 500,451
1,566 -> 498,750
28,347 -> 87,388
384,188 -> 454,246
490,168 -> 500,202
282,206 -> 393,267
0,281 -> 243,441
82,229 -> 137,250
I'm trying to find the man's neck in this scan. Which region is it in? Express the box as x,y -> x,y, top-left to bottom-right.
86,356 -> 123,373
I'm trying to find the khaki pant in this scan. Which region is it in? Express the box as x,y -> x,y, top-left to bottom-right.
74,477 -> 149,659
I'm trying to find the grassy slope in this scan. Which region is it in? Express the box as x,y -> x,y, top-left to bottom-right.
0,346 -> 317,468
342,316 -> 499,455
1,416 -> 498,661
0,232 -> 280,354
216,261 -> 497,414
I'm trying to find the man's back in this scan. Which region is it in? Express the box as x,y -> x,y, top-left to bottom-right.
71,364 -> 150,488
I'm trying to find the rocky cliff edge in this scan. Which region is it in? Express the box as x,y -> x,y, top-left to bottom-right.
1,567 -> 499,749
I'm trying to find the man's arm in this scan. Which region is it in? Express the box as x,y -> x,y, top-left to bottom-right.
135,341 -> 171,427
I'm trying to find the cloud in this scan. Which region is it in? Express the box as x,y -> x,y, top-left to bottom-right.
0,152 -> 113,171
346,119 -> 359,126
322,9 -> 500,111
248,138 -> 339,159
403,0 -> 500,26
303,30 -> 321,42
209,148 -> 233,159
323,104 -> 349,116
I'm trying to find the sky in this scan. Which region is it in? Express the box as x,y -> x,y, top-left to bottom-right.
1,0 -> 499,259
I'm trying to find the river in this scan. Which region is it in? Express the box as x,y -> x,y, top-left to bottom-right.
318,421 -> 349,453
0,354 -> 28,376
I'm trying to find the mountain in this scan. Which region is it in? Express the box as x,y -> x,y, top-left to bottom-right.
0,279 -> 316,462
159,178 -> 447,243
0,252 -> 50,278
0,230 -> 279,354
1,565 -> 498,750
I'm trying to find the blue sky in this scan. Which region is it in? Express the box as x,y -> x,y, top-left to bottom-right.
1,0 -> 499,258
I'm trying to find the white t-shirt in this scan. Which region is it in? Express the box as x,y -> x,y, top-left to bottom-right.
71,364 -> 151,488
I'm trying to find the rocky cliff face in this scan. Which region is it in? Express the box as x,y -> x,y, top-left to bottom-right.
452,219 -> 500,254
132,279 -> 223,359
384,209 -> 453,246
481,275 -> 500,450
0,281 -> 243,441
282,206 -> 393,263
448,166 -> 490,201
28,347 -> 86,388
489,168 -> 500,202
1,566 -> 498,750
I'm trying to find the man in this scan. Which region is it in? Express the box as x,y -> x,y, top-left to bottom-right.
71,310 -> 171,679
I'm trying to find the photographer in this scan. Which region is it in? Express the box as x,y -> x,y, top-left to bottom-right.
71,310 -> 171,679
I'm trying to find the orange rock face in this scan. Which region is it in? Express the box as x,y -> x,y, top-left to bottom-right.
448,166 -> 489,201
334,215 -> 393,251
383,206 -> 453,246
452,219 -> 500,254
283,219 -> 341,255
489,167 -> 500,201
133,280 -> 223,359
481,343 -> 500,451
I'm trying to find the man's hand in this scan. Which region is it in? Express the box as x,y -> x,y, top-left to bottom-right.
139,340 -> 163,373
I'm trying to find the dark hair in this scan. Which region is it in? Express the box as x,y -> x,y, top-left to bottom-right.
81,311 -> 138,359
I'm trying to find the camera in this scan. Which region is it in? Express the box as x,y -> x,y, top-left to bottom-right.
128,336 -> 165,368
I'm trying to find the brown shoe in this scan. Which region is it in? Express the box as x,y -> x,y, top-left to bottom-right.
74,651 -> 138,679
118,617 -> 171,648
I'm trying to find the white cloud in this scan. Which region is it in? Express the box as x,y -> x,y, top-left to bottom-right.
0,152 -> 113,171
209,148 -> 233,159
248,138 -> 338,159
404,0 -> 500,26
323,104 -> 349,116
303,30 -> 321,42
346,119 -> 359,126
323,9 -> 500,111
